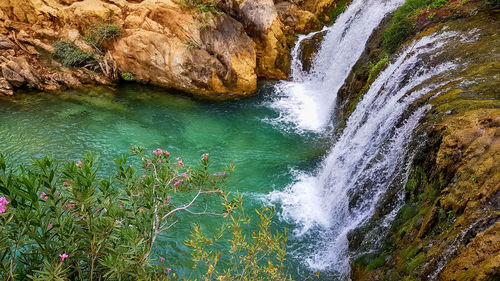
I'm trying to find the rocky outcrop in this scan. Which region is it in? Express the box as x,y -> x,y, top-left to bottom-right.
342,4 -> 500,281
0,0 -> 328,97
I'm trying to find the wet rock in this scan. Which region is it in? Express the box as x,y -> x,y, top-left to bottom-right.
298,31 -> 325,72
438,222 -> 500,281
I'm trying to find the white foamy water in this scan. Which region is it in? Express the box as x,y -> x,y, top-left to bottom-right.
268,30 -> 465,276
268,0 -> 405,132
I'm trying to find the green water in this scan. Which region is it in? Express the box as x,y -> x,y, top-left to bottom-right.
0,84 -> 328,277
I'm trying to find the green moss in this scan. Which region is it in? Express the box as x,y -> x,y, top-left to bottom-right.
407,252 -> 426,271
354,253 -> 387,269
328,0 -> 351,24
418,178 -> 441,203
353,255 -> 371,267
53,40 -> 96,68
403,246 -> 420,260
382,0 -> 436,53
367,256 -> 386,270
367,56 -> 388,84
383,18 -> 416,53
399,205 -> 418,220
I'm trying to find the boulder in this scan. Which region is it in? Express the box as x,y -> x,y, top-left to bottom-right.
1,63 -> 25,88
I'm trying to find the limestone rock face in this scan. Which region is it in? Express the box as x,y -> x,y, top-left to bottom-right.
111,1 -> 256,96
276,2 -> 321,34
239,0 -> 290,79
0,0 -> 327,96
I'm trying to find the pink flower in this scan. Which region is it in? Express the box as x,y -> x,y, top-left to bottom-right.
167,268 -> 172,272
160,257 -> 165,261
67,203 -> 74,210
173,180 -> 183,187
0,197 -> 8,213
144,254 -> 149,259
44,196 -> 48,200
158,159 -> 162,163
146,162 -> 151,167
181,173 -> 187,177
129,164 -> 133,168
201,153 -> 209,160
153,148 -> 163,155
119,204 -> 123,208
142,174 -> 146,178
96,209 -> 100,213
56,190 -> 60,195
59,253 -> 68,261
40,192 -> 46,199
164,151 -> 170,156
76,160 -> 82,167
48,223 -> 52,228
167,196 -> 171,200
63,182 -> 69,186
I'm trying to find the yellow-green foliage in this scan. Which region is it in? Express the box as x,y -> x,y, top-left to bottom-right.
186,202 -> 291,281
180,0 -> 222,19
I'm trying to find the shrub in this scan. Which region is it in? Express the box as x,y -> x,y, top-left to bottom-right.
180,0 -> 221,18
53,40 -> 96,68
84,24 -> 122,51
0,147 -> 290,280
120,72 -> 135,81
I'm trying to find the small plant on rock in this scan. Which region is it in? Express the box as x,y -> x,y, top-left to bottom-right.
53,40 -> 96,68
84,24 -> 122,51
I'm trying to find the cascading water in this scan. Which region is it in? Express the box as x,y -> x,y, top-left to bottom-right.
267,0 -> 405,132
268,27 -> 475,278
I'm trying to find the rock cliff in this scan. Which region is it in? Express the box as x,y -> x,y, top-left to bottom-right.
0,0 -> 331,97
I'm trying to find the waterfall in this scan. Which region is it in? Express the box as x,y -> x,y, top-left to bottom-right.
267,0 -> 405,132
268,28 -> 469,277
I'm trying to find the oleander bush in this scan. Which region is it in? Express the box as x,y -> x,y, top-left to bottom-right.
0,146 -> 290,280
